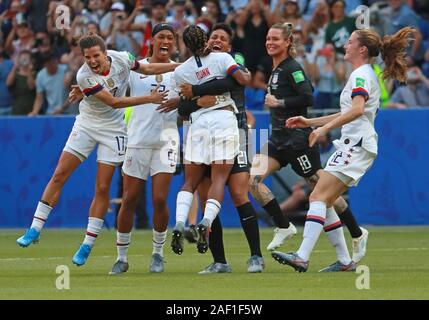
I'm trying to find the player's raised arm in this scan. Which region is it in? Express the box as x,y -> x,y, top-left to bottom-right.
92,87 -> 167,109
136,60 -> 180,75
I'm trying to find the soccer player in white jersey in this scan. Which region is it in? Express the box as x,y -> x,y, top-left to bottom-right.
16,33 -> 179,267
272,27 -> 414,272
170,25 -> 251,256
109,23 -> 180,275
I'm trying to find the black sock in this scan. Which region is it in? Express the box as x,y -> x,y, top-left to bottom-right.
339,206 -> 362,238
237,202 -> 262,257
208,215 -> 227,264
263,199 -> 290,228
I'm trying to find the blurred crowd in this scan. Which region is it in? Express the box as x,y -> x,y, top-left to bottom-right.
0,0 -> 428,116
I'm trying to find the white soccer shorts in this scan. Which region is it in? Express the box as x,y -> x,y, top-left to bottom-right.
184,110 -> 239,165
122,146 -> 178,180
63,121 -> 127,165
324,142 -> 376,187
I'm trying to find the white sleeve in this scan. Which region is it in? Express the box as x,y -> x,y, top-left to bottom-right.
219,53 -> 240,76
350,70 -> 371,101
77,72 -> 104,97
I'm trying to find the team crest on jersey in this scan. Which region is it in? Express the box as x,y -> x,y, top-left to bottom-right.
106,78 -> 115,88
155,74 -> 163,83
272,73 -> 279,84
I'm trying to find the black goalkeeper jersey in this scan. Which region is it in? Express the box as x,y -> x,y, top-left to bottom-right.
268,56 -> 314,150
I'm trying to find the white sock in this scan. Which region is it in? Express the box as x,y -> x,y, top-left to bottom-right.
324,207 -> 352,265
152,229 -> 167,257
297,201 -> 326,261
83,217 -> 104,247
175,191 -> 194,225
201,199 -> 221,227
117,232 -> 131,263
30,201 -> 52,232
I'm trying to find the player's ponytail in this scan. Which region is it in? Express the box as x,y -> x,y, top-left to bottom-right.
183,25 -> 210,57
379,27 -> 414,83
355,27 -> 414,83
270,22 -> 297,58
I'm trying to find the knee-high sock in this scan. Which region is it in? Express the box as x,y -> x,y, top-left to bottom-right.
208,215 -> 227,264
152,229 -> 167,257
324,207 -> 352,265
297,201 -> 326,261
201,199 -> 221,227
263,199 -> 290,228
237,202 -> 262,257
175,191 -> 194,226
30,201 -> 52,232
116,232 -> 131,262
339,206 -> 362,238
83,217 -> 104,247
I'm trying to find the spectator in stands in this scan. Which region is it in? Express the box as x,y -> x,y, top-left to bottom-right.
387,65 -> 429,108
106,10 -> 140,54
313,42 -> 345,109
166,0 -> 197,31
5,19 -> 34,62
6,49 -> 35,115
81,0 -> 105,25
201,0 -> 226,24
226,7 -> 244,53
0,41 -> 13,115
236,0 -> 271,74
382,0 -> 422,60
306,0 -> 329,64
26,0 -> 49,33
125,0 -> 168,58
28,52 -> 67,115
271,0 -> 307,43
32,31 -> 52,72
100,1 -> 127,39
324,0 -> 356,56
54,38 -> 83,115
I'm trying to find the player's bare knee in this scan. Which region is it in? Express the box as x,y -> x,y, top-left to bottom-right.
333,196 -> 347,213
230,190 -> 249,207
51,168 -> 68,185
152,195 -> 167,212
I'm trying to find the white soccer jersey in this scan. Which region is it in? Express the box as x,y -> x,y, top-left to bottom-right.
127,58 -> 178,149
76,50 -> 138,127
172,52 -> 240,119
338,64 -> 380,155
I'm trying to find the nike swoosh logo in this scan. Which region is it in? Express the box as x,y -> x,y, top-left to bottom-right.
119,153 -> 125,156
242,216 -> 253,221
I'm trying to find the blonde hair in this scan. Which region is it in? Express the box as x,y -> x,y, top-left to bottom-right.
355,27 -> 414,82
270,22 -> 297,58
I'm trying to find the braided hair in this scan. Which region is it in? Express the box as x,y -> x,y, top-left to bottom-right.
183,25 -> 210,57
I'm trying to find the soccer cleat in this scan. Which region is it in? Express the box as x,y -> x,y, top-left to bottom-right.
319,260 -> 357,272
72,244 -> 92,266
196,223 -> 209,254
352,227 -> 369,263
171,229 -> 184,255
149,253 -> 165,273
198,262 -> 232,274
271,251 -> 309,273
16,228 -> 40,247
247,255 -> 265,273
266,223 -> 297,251
109,260 -> 129,275
184,224 -> 198,243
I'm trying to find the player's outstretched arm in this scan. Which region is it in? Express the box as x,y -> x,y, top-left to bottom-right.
137,61 -> 180,75
230,68 -> 251,86
93,87 -> 168,109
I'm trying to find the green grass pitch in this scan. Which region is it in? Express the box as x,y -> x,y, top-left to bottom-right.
1,227 -> 428,300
